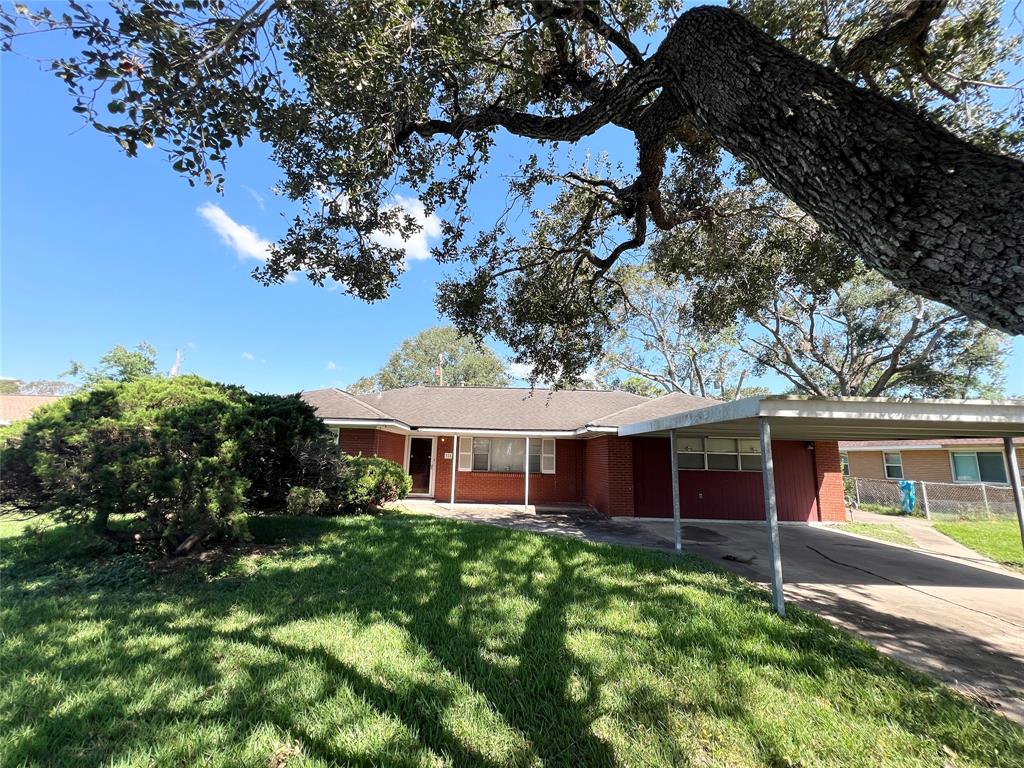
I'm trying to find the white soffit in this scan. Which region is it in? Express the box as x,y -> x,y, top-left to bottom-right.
617,395 -> 1024,441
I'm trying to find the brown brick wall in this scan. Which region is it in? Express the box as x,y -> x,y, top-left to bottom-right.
813,441 -> 847,522
846,450 -> 886,480
901,450 -> 955,483
845,446 -> 1024,484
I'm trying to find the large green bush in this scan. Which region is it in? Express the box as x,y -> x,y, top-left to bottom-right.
0,376 -> 333,554
343,457 -> 413,512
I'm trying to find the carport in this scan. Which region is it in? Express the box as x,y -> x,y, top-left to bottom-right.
619,396 -> 1024,617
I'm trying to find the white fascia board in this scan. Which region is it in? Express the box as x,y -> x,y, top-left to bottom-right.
576,425 -> 619,435
413,427 -> 577,437
322,418 -> 412,430
758,397 -> 1024,424
620,395 -> 1024,437
618,396 -> 762,436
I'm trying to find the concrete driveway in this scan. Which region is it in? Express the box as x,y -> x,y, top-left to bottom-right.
637,519 -> 1024,723
405,501 -> 1024,723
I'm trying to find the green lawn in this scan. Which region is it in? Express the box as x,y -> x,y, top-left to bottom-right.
835,522 -> 918,548
934,520 -> 1024,571
2,513 -> 1022,767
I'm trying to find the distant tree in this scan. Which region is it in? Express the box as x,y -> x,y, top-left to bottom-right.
64,342 -> 158,389
0,378 -> 74,396
617,376 -> 664,398
603,266 -> 756,400
609,260 -> 1007,399
741,269 -> 1009,398
351,327 -> 509,392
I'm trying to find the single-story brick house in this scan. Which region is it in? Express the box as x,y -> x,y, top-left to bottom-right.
0,394 -> 63,426
301,386 -> 847,522
840,437 -> 1024,485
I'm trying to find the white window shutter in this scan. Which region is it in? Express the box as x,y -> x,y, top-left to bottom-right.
458,437 -> 473,472
541,439 -> 556,474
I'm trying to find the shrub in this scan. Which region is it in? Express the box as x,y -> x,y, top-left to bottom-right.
343,457 -> 412,512
0,376 -> 335,554
235,394 -> 329,511
286,486 -> 331,516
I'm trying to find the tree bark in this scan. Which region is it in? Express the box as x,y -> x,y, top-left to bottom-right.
657,7 -> 1024,333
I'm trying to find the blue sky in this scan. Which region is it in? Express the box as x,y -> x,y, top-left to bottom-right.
2,20 -> 1022,396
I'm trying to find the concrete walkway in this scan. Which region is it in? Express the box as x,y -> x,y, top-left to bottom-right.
404,500 -> 1024,723
847,510 -> 1006,569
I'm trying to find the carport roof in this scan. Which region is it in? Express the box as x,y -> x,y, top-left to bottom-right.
617,395 -> 1024,441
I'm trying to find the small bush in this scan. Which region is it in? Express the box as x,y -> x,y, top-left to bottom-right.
343,457 -> 412,512
286,487 -> 332,516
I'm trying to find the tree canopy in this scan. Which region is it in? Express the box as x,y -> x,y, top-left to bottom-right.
5,1 -> 1022,383
606,263 -> 1008,398
63,341 -> 159,388
349,325 -> 509,392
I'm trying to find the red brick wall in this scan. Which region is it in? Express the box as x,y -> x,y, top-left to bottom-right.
338,428 -> 405,464
813,440 -> 846,522
376,430 -> 406,464
433,437 -> 586,505
583,436 -> 635,516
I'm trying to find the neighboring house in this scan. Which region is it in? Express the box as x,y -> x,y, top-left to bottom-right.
301,386 -> 846,522
840,438 -> 1024,485
0,394 -> 62,426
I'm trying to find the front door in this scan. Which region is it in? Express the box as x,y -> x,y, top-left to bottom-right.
408,437 -> 433,495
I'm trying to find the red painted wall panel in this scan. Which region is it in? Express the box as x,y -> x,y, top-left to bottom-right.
631,436 -> 841,522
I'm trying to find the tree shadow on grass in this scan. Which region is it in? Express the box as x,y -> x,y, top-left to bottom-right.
2,513 -> 1023,767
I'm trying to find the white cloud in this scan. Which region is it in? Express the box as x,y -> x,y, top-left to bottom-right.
241,184 -> 266,210
197,202 -> 271,262
326,361 -> 337,370
506,362 -> 535,381
241,352 -> 255,361
370,195 -> 442,262
199,194 -> 442,279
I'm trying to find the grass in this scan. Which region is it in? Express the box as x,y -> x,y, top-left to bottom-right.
2,513 -> 1022,768
855,503 -> 924,518
834,522 -> 918,548
933,519 -> 1024,572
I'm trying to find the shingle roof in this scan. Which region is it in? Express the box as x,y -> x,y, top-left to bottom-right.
588,391 -> 720,427
0,394 -> 63,424
301,388 -> 399,421
356,386 -> 649,431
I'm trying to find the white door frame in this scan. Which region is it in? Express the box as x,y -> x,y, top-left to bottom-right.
405,435 -> 437,497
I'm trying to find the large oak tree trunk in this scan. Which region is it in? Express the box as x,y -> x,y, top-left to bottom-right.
660,7 -> 1024,333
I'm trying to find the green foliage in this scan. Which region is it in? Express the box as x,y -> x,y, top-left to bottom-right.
0,376 -> 341,553
342,457 -> 412,512
285,486 -> 330,517
63,341 -> 159,389
234,394 -> 329,510
3,2 -> 1021,381
352,326 -> 509,391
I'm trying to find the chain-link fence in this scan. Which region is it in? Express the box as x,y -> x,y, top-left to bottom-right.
846,476 -> 1018,521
